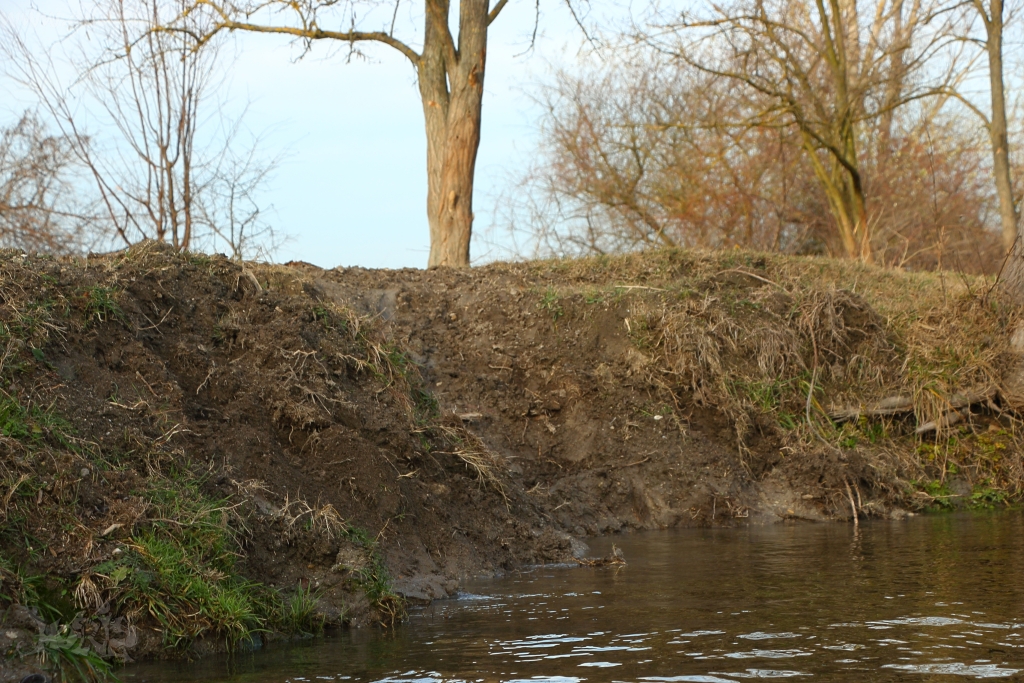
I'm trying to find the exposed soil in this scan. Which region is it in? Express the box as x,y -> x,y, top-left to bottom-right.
2,244 -> 1022,673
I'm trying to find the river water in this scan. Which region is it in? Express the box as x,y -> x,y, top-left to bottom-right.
123,512 -> 1024,682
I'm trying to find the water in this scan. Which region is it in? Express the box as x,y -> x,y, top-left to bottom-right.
123,512 -> 1024,682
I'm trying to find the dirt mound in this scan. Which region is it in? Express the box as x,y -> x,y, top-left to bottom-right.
2,244 -> 1022,670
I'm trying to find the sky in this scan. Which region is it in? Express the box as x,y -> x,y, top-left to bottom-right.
2,0 -> 613,269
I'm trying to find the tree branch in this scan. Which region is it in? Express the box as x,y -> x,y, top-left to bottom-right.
488,0 -> 509,25
165,18 -> 422,65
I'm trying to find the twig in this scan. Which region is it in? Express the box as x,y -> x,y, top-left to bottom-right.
844,478 -> 859,527
135,371 -> 158,397
716,268 -> 785,290
614,285 -> 667,292
1,474 -> 30,520
985,231 -> 1019,303
196,368 -> 215,395
137,306 -> 174,334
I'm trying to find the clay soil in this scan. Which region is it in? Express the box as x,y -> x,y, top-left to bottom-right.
2,244 -> 1022,674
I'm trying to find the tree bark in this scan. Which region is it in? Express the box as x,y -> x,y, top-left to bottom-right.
981,0 -> 1018,254
1000,237 -> 1024,408
419,0 -> 488,268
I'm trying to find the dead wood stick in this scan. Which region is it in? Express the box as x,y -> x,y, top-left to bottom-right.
831,386 -> 999,423
830,396 -> 913,422
716,268 -> 785,290
844,478 -> 859,527
915,410 -> 963,435
575,544 -> 625,567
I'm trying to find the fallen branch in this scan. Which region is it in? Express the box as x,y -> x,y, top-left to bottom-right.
915,409 -> 963,435
830,386 -> 1000,425
829,396 -> 913,422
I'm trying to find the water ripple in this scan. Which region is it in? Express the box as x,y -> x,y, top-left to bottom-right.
881,663 -> 1022,678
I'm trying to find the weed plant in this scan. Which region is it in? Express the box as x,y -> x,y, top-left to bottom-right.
340,527 -> 405,625
36,629 -> 115,683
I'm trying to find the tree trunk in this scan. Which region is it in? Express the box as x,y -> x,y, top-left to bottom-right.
1000,236 -> 1024,408
419,0 -> 488,268
978,0 -> 1024,409
850,170 -> 873,264
983,0 -> 1018,254
807,0 -> 873,264
803,133 -> 873,263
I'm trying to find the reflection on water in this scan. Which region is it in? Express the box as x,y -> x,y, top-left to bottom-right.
123,512 -> 1024,682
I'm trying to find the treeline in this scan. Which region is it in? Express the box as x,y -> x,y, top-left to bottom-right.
0,0 -> 278,260
503,0 -> 1021,273
1,0 -> 1021,272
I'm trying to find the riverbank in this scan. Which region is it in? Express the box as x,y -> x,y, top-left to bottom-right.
1,243 -> 1022,677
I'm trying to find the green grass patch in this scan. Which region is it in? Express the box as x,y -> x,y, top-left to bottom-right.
0,394 -> 74,445
414,388 -> 440,422
94,474 -> 270,649
311,304 -> 349,334
537,288 -> 564,321
80,286 -> 126,325
275,583 -> 325,636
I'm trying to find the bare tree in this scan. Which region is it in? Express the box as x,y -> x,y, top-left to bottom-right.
0,112 -> 98,254
505,46 -> 1002,271
959,0 -> 1018,254
504,57 -> 815,257
644,0 -> 964,263
160,0 -> 536,268
2,0 -> 279,259
866,112 -> 1002,271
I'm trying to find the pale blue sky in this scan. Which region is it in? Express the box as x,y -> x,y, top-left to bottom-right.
3,0 -> 607,269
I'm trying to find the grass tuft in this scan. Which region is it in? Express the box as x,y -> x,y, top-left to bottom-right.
275,583 -> 325,636
80,286 -> 125,325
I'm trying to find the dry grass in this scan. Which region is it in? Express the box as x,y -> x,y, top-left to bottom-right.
280,495 -> 348,538
494,248 -> 1024,504
426,417 -> 510,504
